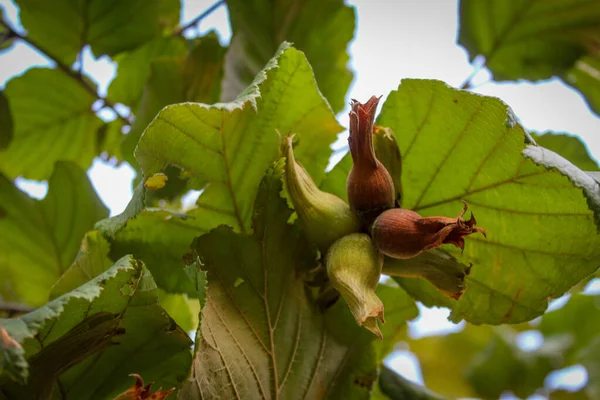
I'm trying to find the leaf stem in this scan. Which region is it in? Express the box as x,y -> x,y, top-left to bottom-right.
0,301 -> 34,316
0,19 -> 131,125
459,59 -> 485,90
173,0 -> 226,36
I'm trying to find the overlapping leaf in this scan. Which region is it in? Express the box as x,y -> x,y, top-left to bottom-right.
0,68 -> 103,179
565,54 -> 600,117
458,0 -> 600,117
532,132 -> 599,171
458,0 -> 600,82
16,0 -> 180,64
49,230 -> 113,299
0,256 -> 193,399
105,44 -> 342,294
222,0 -> 355,113
179,161 -> 381,400
0,162 -> 108,306
374,283 -> 419,362
540,293 -> 600,362
107,36 -> 188,109
122,33 -> 226,171
0,7 -> 15,54
375,79 -> 600,324
407,325 -> 493,398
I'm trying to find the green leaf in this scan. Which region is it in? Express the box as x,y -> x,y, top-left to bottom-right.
466,327 -> 570,399
96,119 -> 125,162
531,132 -> 599,171
156,290 -> 194,333
458,0 -> 600,82
407,325 -> 493,398
0,256 -> 193,399
107,209 -> 199,296
136,43 -> 342,234
0,68 -> 103,179
565,55 -> 600,117
0,8 -> 15,54
376,79 -> 600,324
539,293 -> 600,361
321,152 -> 352,199
106,45 -> 342,295
578,337 -> 600,399
16,0 -> 180,65
107,36 -> 188,108
0,162 -> 108,306
537,294 -> 600,399
95,181 -> 146,238
182,32 -> 228,104
49,230 -> 113,299
222,0 -> 355,113
122,58 -> 184,170
0,91 -> 12,150
122,33 -> 226,171
375,283 -> 418,362
179,161 -> 379,399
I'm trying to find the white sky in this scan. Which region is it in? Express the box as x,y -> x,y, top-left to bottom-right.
1,0 -> 597,394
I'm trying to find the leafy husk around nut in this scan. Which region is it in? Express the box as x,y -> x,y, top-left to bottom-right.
282,134 -> 360,252
326,233 -> 385,339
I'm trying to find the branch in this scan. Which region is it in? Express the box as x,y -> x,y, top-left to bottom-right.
379,366 -> 447,400
173,0 -> 225,36
0,19 -> 130,126
0,301 -> 34,316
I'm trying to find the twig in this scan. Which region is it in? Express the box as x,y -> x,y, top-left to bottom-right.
0,301 -> 34,316
174,0 -> 225,36
0,19 -> 130,125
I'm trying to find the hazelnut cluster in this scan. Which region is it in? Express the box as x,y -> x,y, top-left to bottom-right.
283,96 -> 486,338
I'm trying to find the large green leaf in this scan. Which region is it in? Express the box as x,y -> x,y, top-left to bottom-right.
50,228 -> 195,333
179,161 -> 381,399
108,209 -> 199,296
106,44 -> 341,295
565,54 -> 600,117
16,0 -> 180,65
0,162 -> 108,306
532,132 -> 599,171
107,36 -> 188,109
222,0 -> 355,113
458,0 -> 600,82
0,68 -> 103,179
376,79 -> 600,324
49,230 -> 113,299
0,256 -> 193,399
135,43 -> 342,234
